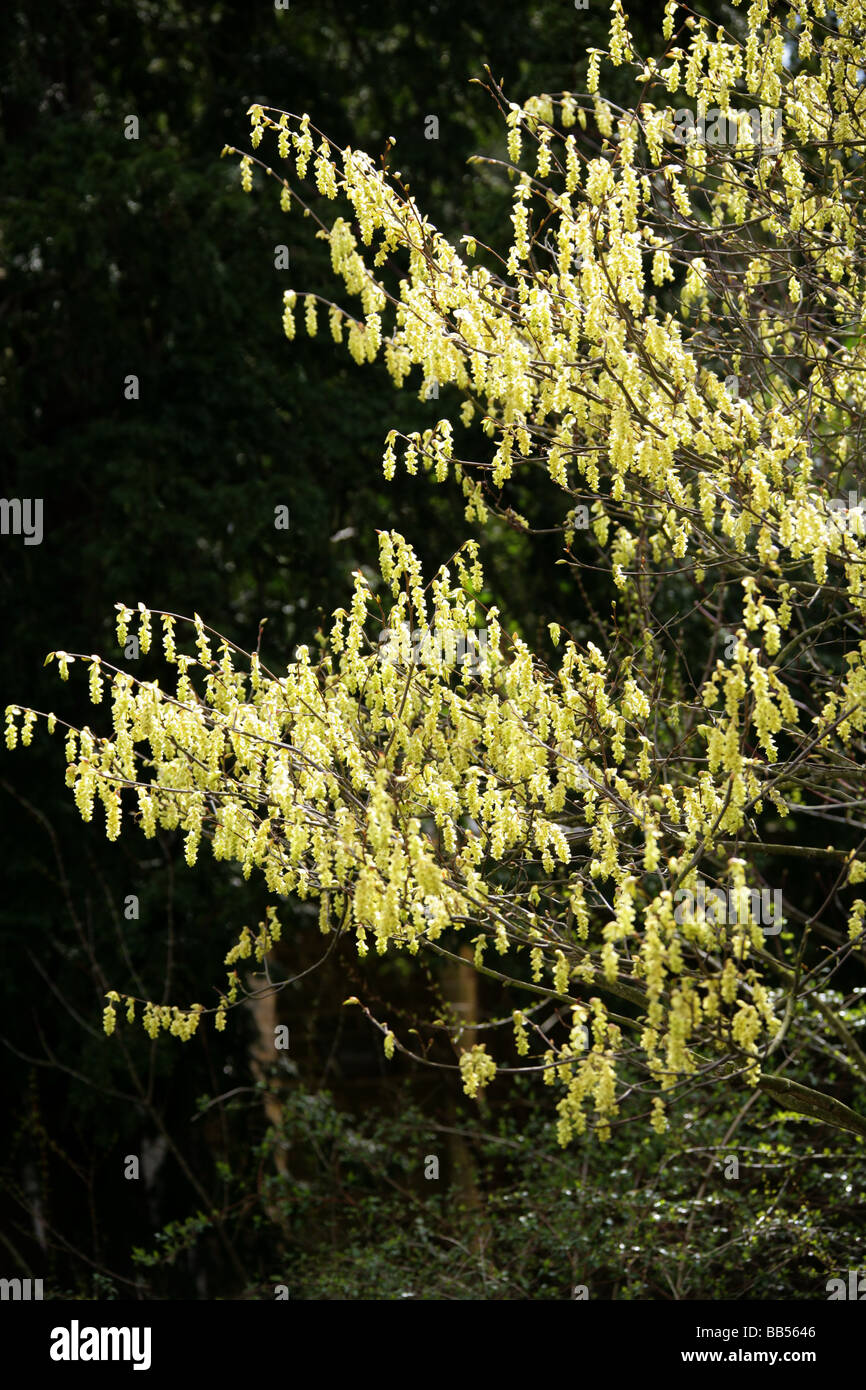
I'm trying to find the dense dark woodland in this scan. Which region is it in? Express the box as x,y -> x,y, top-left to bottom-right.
1,0 -> 864,1300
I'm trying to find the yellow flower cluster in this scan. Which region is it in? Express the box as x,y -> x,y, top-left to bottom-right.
459,1045 -> 497,1099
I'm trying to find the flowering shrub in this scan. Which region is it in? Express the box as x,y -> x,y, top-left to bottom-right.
11,0 -> 866,1144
